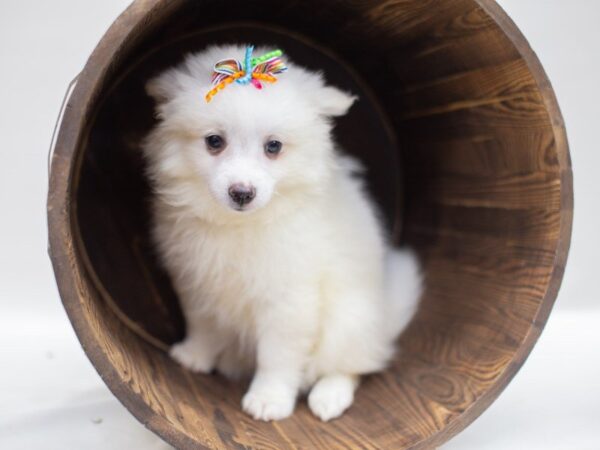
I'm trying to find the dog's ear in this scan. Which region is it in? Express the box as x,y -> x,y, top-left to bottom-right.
314,85 -> 357,117
145,69 -> 181,104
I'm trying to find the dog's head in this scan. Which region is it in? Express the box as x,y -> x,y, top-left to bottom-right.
144,45 -> 356,223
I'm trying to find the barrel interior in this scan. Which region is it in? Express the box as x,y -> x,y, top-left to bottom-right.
68,0 -> 568,448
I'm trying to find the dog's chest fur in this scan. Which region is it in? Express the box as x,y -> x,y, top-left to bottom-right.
157,206 -> 325,333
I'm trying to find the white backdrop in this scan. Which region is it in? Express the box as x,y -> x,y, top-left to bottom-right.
0,1 -> 598,448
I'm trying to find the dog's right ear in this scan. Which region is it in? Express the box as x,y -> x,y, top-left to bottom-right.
313,86 -> 357,118
145,70 -> 180,104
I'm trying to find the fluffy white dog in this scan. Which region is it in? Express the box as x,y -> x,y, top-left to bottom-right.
143,45 -> 421,422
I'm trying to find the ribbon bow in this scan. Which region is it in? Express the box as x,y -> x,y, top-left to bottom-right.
205,45 -> 288,103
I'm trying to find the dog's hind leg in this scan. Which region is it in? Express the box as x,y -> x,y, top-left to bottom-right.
170,314 -> 227,374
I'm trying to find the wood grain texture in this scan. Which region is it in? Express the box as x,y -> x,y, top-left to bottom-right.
47,0 -> 572,448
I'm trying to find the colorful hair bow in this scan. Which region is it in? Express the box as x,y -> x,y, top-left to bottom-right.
205,45 -> 288,103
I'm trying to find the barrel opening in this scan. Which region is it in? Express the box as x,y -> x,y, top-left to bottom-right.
48,1 -> 571,448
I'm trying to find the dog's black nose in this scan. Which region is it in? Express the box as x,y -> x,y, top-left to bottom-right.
228,184 -> 256,207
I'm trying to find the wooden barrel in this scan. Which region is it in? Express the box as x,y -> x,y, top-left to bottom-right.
47,0 -> 572,448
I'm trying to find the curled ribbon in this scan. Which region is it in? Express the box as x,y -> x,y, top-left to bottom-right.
205,45 -> 288,103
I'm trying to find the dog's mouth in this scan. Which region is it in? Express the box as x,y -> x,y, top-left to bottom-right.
229,202 -> 255,213
231,202 -> 252,212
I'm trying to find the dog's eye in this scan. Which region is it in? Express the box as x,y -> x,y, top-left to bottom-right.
205,135 -> 226,153
265,140 -> 282,158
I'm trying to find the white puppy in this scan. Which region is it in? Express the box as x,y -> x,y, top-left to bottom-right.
143,45 -> 421,422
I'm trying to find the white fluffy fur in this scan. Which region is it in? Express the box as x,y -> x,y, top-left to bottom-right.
143,45 -> 422,422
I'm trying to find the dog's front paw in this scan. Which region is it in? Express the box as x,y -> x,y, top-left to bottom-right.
169,338 -> 217,374
308,374 -> 357,421
242,385 -> 296,421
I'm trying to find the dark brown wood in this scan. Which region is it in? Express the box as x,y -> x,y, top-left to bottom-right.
47,0 -> 572,448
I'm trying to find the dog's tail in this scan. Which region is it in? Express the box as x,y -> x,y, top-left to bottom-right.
383,248 -> 423,341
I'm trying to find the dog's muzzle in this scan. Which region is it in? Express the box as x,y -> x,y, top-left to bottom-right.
228,184 -> 256,208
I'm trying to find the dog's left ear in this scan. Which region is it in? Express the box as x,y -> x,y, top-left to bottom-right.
145,69 -> 182,104
314,85 -> 357,117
